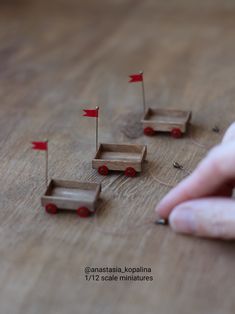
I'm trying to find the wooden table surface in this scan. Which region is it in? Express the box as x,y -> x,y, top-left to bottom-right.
1,0 -> 235,313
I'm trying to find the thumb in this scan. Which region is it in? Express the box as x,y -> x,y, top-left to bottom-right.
222,122 -> 235,143
169,198 -> 235,239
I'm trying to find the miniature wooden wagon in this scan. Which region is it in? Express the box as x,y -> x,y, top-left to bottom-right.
141,108 -> 191,138
92,143 -> 147,177
41,179 -> 101,217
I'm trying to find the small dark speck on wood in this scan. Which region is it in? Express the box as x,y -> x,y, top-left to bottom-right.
155,218 -> 168,225
212,125 -> 220,133
173,161 -> 184,170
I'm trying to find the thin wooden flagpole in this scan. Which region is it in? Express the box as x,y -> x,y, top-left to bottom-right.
95,106 -> 99,151
45,139 -> 48,187
140,71 -> 146,114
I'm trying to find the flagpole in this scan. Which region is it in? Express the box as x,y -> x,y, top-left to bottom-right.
45,139 -> 48,187
95,106 -> 99,151
140,71 -> 146,114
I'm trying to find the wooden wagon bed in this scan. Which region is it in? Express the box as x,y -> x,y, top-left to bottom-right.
141,108 -> 191,137
41,179 -> 101,216
92,143 -> 147,176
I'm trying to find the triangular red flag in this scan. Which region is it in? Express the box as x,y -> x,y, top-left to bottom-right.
32,141 -> 48,151
83,109 -> 99,118
129,73 -> 143,83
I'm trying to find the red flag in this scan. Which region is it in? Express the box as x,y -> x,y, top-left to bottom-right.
129,73 -> 143,83
32,141 -> 48,151
83,109 -> 99,118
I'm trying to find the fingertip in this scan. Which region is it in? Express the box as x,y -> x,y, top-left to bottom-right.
155,199 -> 170,219
155,202 -> 164,216
155,178 -> 193,219
169,206 -> 196,234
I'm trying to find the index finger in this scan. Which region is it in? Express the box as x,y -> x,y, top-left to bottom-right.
155,141 -> 235,218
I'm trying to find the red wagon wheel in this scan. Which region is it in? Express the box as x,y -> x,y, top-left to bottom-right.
98,165 -> 109,176
171,128 -> 182,139
144,127 -> 155,136
125,167 -> 136,177
45,203 -> 58,215
77,207 -> 91,218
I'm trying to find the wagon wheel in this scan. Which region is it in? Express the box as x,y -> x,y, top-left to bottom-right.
125,167 -> 136,177
171,128 -> 182,138
144,127 -> 155,136
77,207 -> 91,218
45,203 -> 58,215
98,165 -> 109,176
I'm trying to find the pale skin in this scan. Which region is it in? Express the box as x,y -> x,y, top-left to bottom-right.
155,122 -> 235,240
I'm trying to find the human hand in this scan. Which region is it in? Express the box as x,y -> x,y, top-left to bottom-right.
155,122 -> 235,240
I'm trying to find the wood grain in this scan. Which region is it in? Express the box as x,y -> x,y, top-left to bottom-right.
0,0 -> 235,314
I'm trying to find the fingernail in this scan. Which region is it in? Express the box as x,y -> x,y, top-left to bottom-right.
169,207 -> 196,234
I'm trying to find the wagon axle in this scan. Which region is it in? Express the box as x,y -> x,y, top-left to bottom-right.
45,203 -> 92,218
144,127 -> 182,138
98,165 -> 137,177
